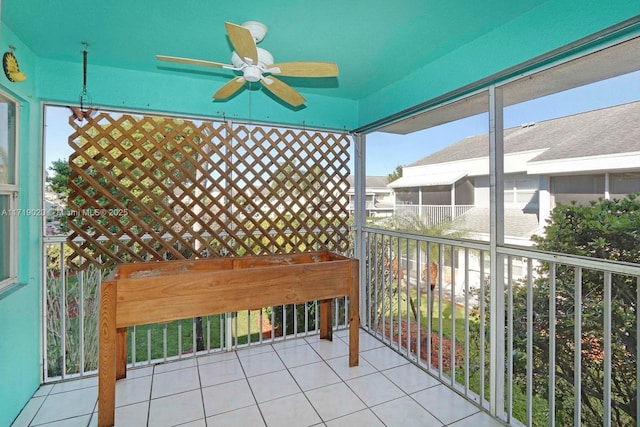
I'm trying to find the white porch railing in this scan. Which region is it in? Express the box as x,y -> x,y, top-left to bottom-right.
43,227 -> 640,426
361,227 -> 640,426
42,233 -> 351,382
394,204 -> 474,225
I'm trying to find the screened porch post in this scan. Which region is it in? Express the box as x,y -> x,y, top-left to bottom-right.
489,85 -> 506,418
450,182 -> 456,219
353,132 -> 367,326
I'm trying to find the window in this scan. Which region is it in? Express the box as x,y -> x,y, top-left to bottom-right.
0,93 -> 18,291
504,174 -> 539,208
552,174 -> 605,206
610,172 -> 640,199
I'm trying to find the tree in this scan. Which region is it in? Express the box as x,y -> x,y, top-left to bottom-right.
47,158 -> 73,196
0,146 -> 8,183
387,164 -> 403,183
512,194 -> 640,425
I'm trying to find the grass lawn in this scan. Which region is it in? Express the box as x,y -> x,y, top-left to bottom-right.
127,310 -> 266,363
383,286 -> 549,425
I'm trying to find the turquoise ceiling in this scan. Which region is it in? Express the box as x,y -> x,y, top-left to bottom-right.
2,0 -> 639,130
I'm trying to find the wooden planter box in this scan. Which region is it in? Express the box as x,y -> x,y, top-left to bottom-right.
98,251 -> 359,427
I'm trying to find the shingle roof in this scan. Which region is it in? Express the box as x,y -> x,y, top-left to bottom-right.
409,101 -> 640,167
452,207 -> 540,238
346,175 -> 389,187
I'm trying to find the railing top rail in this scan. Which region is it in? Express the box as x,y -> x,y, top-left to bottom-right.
42,226 -> 351,245
363,226 -> 490,251
500,244 -> 640,276
394,204 -> 475,208
363,227 -> 640,275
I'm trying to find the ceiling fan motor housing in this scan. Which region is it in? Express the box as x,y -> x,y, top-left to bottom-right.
231,47 -> 274,82
241,21 -> 268,43
231,48 -> 274,68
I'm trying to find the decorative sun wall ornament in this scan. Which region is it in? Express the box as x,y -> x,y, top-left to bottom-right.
2,46 -> 26,82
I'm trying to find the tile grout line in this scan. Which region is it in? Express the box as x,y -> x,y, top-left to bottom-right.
195,355 -> 208,427
341,332 -> 447,426
272,340 -> 326,425
334,356 -> 391,426
14,391 -> 47,427
310,332 -> 390,425
87,398 -> 98,427
372,348 -> 450,425
360,328 -> 490,425
146,364 -> 155,427
233,346 -> 270,426
285,335 -> 394,426
442,409 -> 485,427
29,332 -> 496,427
22,381 -> 100,427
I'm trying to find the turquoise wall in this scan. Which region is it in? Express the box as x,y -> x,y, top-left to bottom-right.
0,1 -> 638,423
37,58 -> 358,131
357,0 -> 640,128
0,14 -> 357,425
0,17 -> 358,425
0,24 -> 43,427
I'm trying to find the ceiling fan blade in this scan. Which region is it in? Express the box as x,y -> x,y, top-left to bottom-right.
213,76 -> 246,100
225,22 -> 258,65
260,76 -> 306,107
156,55 -> 232,69
269,62 -> 339,78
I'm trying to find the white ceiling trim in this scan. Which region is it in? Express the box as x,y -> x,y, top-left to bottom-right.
527,151 -> 640,175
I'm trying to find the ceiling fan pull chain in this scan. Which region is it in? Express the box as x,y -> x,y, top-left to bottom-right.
248,81 -> 252,124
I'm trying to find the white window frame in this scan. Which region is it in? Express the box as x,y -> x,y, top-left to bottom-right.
0,91 -> 19,292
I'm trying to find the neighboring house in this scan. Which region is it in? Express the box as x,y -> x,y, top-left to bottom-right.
347,175 -> 394,217
44,189 -> 67,235
389,101 -> 640,245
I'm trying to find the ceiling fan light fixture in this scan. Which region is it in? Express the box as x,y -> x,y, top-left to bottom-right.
243,66 -> 262,83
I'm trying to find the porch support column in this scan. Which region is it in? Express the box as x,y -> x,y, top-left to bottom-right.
418,187 -> 423,224
450,182 -> 456,219
489,85 -> 506,418
538,176 -> 551,228
353,132 -> 367,327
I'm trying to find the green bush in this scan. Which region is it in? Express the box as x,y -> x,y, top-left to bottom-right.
515,194 -> 640,425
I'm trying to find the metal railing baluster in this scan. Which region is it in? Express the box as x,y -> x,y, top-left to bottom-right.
526,258 -> 533,426
603,271 -> 612,427
549,263 -> 557,426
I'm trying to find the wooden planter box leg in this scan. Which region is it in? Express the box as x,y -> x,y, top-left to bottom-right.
319,299 -> 333,341
98,281 -> 117,427
116,328 -> 127,380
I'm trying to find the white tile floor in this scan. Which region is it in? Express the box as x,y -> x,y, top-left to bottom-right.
12,330 -> 505,427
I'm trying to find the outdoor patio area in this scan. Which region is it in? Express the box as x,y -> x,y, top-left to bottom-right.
12,330 -> 502,427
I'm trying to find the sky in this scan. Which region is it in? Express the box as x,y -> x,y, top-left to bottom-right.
44,70 -> 640,178
364,69 -> 640,176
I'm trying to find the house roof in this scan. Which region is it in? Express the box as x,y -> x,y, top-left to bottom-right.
388,171 -> 467,188
347,176 -> 389,189
409,101 -> 640,167
452,208 -> 541,239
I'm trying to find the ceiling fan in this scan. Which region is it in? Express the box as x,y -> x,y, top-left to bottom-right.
156,21 -> 338,107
